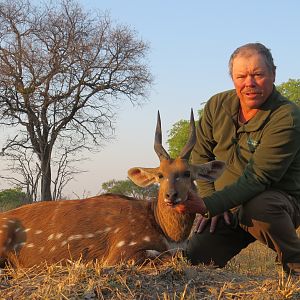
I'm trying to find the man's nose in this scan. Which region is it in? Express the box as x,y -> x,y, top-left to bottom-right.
245,75 -> 256,86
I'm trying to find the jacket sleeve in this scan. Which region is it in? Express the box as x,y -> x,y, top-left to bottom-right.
191,101 -> 217,198
203,106 -> 300,217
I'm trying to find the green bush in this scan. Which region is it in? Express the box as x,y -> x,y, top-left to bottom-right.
0,188 -> 27,212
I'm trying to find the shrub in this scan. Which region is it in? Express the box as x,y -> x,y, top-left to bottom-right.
0,188 -> 27,212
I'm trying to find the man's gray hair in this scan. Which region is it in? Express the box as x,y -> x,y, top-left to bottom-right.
228,43 -> 276,77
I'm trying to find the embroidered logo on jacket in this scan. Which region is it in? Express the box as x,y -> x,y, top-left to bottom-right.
247,138 -> 259,153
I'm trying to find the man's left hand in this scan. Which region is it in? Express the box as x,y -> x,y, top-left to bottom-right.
194,211 -> 231,233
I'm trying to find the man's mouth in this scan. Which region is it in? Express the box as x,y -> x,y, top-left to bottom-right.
244,91 -> 263,99
244,90 -> 262,96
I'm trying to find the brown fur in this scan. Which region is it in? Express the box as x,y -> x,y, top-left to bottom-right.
0,112 -> 225,268
0,159 -> 224,268
0,195 -> 163,267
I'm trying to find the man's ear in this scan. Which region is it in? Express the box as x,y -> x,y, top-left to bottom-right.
128,167 -> 159,187
272,68 -> 276,83
191,160 -> 225,181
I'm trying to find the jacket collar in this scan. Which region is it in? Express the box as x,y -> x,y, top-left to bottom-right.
223,86 -> 280,132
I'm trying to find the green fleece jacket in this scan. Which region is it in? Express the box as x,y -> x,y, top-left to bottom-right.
191,87 -> 300,217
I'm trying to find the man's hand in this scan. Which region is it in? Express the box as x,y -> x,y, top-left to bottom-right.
194,211 -> 231,233
174,190 -> 207,215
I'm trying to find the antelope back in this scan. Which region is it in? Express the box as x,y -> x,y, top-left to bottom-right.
0,195 -> 167,267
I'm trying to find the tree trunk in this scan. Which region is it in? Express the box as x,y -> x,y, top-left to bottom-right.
40,155 -> 52,201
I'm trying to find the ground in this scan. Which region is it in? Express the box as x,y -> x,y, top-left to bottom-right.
1,246 -> 300,299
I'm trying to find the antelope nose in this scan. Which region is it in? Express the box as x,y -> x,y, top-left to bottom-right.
165,191 -> 178,203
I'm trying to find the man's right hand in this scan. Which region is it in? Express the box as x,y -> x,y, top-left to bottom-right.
174,190 -> 207,215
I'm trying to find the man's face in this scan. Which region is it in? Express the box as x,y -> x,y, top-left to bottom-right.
232,52 -> 275,110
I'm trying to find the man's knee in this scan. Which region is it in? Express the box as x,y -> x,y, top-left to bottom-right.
185,218 -> 254,267
185,231 -> 227,267
239,190 -> 291,226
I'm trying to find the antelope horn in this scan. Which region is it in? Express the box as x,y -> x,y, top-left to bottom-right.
179,109 -> 196,160
154,111 -> 170,161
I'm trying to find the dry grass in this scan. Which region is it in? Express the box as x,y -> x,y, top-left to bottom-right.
1,243 -> 300,299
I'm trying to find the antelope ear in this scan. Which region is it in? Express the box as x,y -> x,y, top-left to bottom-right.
191,160 -> 225,181
128,167 -> 159,187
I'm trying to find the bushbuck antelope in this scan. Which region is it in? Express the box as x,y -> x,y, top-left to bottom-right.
0,110 -> 225,268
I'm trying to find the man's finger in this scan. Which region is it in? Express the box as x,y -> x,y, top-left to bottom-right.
209,216 -> 218,233
194,216 -> 203,232
174,204 -> 186,213
224,211 -> 231,225
195,218 -> 209,233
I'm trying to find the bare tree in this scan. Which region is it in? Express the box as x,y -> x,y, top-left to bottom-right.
51,145 -> 86,200
0,148 -> 40,202
0,0 -> 152,200
0,142 -> 84,201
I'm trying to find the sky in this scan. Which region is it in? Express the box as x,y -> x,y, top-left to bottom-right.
1,0 -> 300,198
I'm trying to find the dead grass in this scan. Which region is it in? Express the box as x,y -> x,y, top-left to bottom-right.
1,244 -> 300,299
226,241 -> 278,276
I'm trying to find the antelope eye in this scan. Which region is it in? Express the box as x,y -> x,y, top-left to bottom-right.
157,173 -> 164,179
183,171 -> 191,178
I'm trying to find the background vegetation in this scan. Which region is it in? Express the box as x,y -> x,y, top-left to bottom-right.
101,179 -> 158,200
0,188 -> 27,212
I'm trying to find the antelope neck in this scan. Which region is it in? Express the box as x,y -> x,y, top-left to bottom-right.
152,191 -> 196,243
